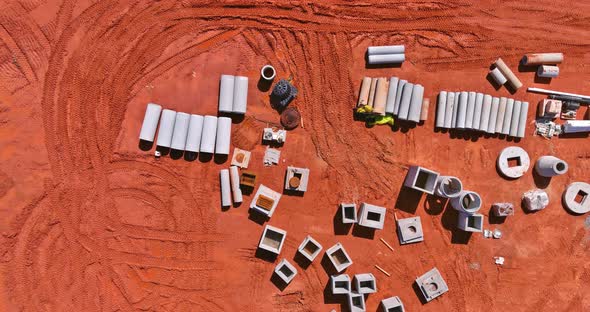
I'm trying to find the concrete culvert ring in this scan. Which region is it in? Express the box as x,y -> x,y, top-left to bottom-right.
451,191 -> 482,214
435,176 -> 463,198
497,146 -> 530,179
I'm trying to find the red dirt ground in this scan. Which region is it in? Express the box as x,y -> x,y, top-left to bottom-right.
1,1 -> 590,311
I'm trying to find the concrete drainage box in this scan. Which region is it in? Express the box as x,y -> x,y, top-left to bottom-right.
341,203 -> 358,224
258,225 -> 287,255
284,166 -> 310,192
297,235 -> 323,262
347,291 -> 366,312
274,259 -> 297,284
457,213 -> 484,232
250,184 -> 282,217
415,267 -> 448,302
397,216 -> 424,244
358,203 -> 386,229
330,274 -> 351,295
404,166 -> 440,194
381,296 -> 405,312
325,243 -> 353,272
353,273 -> 377,294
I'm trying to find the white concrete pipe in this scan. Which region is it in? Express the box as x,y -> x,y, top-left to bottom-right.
385,77 -> 399,114
219,75 -> 235,113
509,101 -> 521,137
139,103 -> 162,142
472,93 -> 484,130
435,176 -> 463,198
260,65 -> 276,81
465,92 -> 476,129
232,76 -> 248,114
229,166 -> 243,203
368,54 -> 405,64
443,91 -> 455,128
563,120 -> 590,133
456,91 -> 468,128
495,97 -> 507,133
408,84 -> 424,122
358,77 -> 372,107
501,98 -> 514,135
489,68 -> 507,85
436,91 -> 447,128
537,65 -> 559,78
495,58 -> 523,90
368,45 -> 405,55
487,97 -> 500,134
185,114 -> 204,152
479,95 -> 492,132
367,78 -> 377,108
393,79 -> 407,115
451,92 -> 460,128
535,156 -> 568,177
451,191 -> 482,214
171,112 -> 190,151
517,101 -> 529,138
373,77 -> 388,116
522,53 -> 563,65
220,169 -> 231,207
398,83 -> 414,120
156,109 -> 177,148
199,115 -> 217,153
215,116 -> 232,155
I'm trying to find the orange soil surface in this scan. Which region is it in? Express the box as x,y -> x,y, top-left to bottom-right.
1,1 -> 590,311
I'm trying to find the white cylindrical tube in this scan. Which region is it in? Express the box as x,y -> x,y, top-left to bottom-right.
171,112 -> 190,150
200,115 -> 217,153
487,97 -> 500,134
489,68 -> 507,85
451,92 -> 459,128
367,78 -> 377,108
368,54 -> 405,64
373,77 -> 389,116
501,99 -> 514,135
185,114 -> 204,152
435,176 -> 463,198
420,98 -> 429,121
537,65 -> 559,78
522,53 -> 563,65
393,79 -> 407,115
495,97 -> 507,133
509,101 -> 522,137
443,91 -> 455,128
215,117 -> 232,155
479,95 -> 492,132
358,77 -> 372,107
260,65 -> 276,81
451,191 -> 482,214
472,93 -> 484,130
495,58 -> 523,90
465,92 -> 476,129
229,166 -> 243,203
535,156 -> 568,177
517,101 -> 529,138
456,91 -> 468,128
220,169 -> 231,207
408,84 -> 424,122
368,45 -> 405,55
436,91 -> 447,128
385,77 -> 399,114
219,75 -> 235,113
156,109 -> 177,148
139,103 -> 162,142
398,83 -> 414,120
232,76 -> 248,114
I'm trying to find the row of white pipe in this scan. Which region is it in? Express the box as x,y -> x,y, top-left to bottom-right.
435,92 -> 529,138
139,103 -> 232,154
220,166 -> 243,207
367,45 -> 405,65
358,76 -> 425,122
219,75 -> 248,114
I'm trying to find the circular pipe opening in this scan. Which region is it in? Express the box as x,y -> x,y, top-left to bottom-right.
442,177 -> 462,197
554,161 -> 567,173
261,65 -> 276,80
460,191 -> 481,213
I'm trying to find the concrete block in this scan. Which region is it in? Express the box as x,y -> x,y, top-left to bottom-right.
331,274 -> 351,295
298,235 -> 323,262
457,212 -> 484,232
497,146 -> 530,179
347,291 -> 366,312
435,176 -> 463,198
563,182 -> 590,214
258,225 -> 287,254
358,203 -> 386,230
451,191 -> 482,214
381,296 -> 405,312
231,147 -> 251,168
341,203 -> 358,224
404,166 -> 440,194
491,203 -> 515,217
354,273 -> 377,294
326,243 -> 353,273
523,189 -> 549,212
250,184 -> 282,217
415,267 -> 448,302
285,166 -> 310,192
396,216 -> 424,244
274,259 -> 297,284
535,156 -> 568,177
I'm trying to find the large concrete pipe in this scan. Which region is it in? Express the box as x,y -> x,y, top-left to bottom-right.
230,166 -> 243,203
451,92 -> 459,128
436,91 -> 447,128
435,176 -> 463,198
487,97 -> 500,134
368,45 -> 405,55
215,116 -> 232,155
393,79 -> 407,115
479,95 -> 492,132
358,77 -> 372,107
472,93 -> 484,130
443,91 -> 455,128
373,77 -> 388,116
456,92 -> 468,128
185,114 -> 204,152
509,101 -> 521,137
139,103 -> 162,142
537,65 -> 559,78
517,101 -> 529,138
398,83 -> 414,120
451,191 -> 482,214
522,53 -> 563,65
408,84 -> 424,122
156,109 -> 177,148
494,58 -> 523,90
171,112 -> 190,151
200,115 -> 217,153
465,92 -> 476,129
220,169 -> 231,207
501,98 -> 514,135
535,156 -> 568,177
368,54 -> 405,64
385,77 -> 399,114
219,75 -> 235,113
495,97 -> 507,133
232,76 -> 248,114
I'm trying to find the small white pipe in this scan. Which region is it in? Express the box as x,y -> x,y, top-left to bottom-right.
200,115 -> 217,153
139,103 -> 162,142
509,101 -> 521,137
443,91 -> 455,128
368,45 -> 405,55
393,79 -> 407,115
563,120 -> 590,133
527,87 -> 590,102
368,54 -> 405,64
171,112 -> 190,150
535,156 -> 568,177
436,91 -> 447,128
472,93 -> 484,130
501,99 -> 514,135
487,97 -> 499,134
156,109 -> 176,148
398,83 -> 414,120
522,53 -> 563,65
230,166 -> 243,203
456,91 -> 468,128
215,117 -> 232,155
185,114 -> 204,152
385,77 -> 399,114
465,92 -> 476,129
408,84 -> 424,122
260,65 -> 276,81
219,75 -> 235,113
479,95 -> 492,132
517,101 -> 529,138
489,68 -> 507,85
232,76 -> 248,114
495,97 -> 507,133
537,65 -> 559,78
220,169 -> 231,207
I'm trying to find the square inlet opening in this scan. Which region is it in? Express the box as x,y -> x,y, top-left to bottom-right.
360,280 -> 375,290
467,216 -> 483,230
262,231 -> 284,249
335,281 -> 349,291
388,308 -> 403,312
279,265 -> 294,277
302,241 -> 320,256
507,156 -> 522,167
352,296 -> 363,308
330,249 -> 350,266
344,206 -> 355,220
415,170 -> 437,191
575,190 -> 588,204
367,211 -> 382,222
